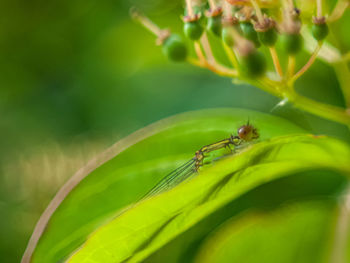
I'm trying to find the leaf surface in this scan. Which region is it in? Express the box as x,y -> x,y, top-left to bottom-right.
195,201 -> 337,263
67,134 -> 350,263
28,108 -> 307,263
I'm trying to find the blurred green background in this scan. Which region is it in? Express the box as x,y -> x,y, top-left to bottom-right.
1,0 -> 350,262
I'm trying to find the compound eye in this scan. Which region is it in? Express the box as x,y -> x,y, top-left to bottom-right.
238,127 -> 245,138
238,125 -> 251,140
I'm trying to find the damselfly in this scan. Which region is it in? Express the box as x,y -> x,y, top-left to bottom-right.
143,123 -> 259,199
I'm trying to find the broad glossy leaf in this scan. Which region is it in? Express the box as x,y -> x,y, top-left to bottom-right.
26,108 -> 305,263
67,134 -> 350,262
195,201 -> 337,263
143,169 -> 348,263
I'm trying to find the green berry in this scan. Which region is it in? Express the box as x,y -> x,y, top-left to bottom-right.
280,33 -> 303,54
241,51 -> 266,77
162,34 -> 187,62
184,21 -> 203,41
222,27 -> 234,46
207,16 -> 222,37
311,23 -> 328,41
258,27 -> 278,46
240,22 -> 260,47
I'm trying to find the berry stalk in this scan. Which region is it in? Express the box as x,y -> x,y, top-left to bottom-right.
269,47 -> 283,78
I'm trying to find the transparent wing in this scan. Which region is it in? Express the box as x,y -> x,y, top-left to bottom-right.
142,158 -> 197,200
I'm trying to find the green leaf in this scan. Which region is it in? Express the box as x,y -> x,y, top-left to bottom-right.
27,108 -> 306,263
67,134 -> 350,262
143,169 -> 347,263
195,201 -> 337,263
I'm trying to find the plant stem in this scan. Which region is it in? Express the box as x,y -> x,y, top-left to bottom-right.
222,43 -> 241,72
200,33 -> 216,63
328,0 -> 349,23
244,78 -> 282,97
302,28 -> 342,64
244,77 -> 350,126
241,72 -> 350,126
250,0 -> 264,24
269,47 -> 283,78
185,0 -> 194,17
208,0 -> 217,10
291,42 -> 323,83
287,89 -> 350,126
188,58 -> 238,77
192,44 -> 238,77
287,56 -> 296,80
186,20 -> 350,127
130,8 -> 163,36
333,61 -> 350,108
194,41 -> 206,63
190,52 -> 350,126
316,0 -> 323,18
282,0 -> 294,27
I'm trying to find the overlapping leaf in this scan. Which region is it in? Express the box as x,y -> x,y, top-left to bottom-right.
27,108 -> 306,263
67,134 -> 350,262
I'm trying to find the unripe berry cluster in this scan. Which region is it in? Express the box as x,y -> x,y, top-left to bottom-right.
131,2 -> 350,129
132,0 -> 330,79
